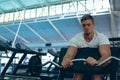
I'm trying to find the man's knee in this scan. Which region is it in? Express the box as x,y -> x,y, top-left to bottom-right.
93,74 -> 102,80
73,73 -> 83,80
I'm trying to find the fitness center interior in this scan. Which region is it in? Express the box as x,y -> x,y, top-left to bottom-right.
0,0 -> 120,80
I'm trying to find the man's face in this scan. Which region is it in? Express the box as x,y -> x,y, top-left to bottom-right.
81,19 -> 95,35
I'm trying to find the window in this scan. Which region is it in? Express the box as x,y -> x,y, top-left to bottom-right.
25,10 -> 31,19
14,12 -> 20,20
9,13 -> 14,21
86,0 -> 94,10
49,5 -> 56,16
0,14 -> 4,23
69,2 -> 77,13
102,0 -> 110,8
0,0 -> 110,23
78,1 -> 85,12
4,13 -> 9,22
30,9 -> 36,18
36,8 -> 43,18
63,3 -> 70,14
56,5 -> 62,15
94,0 -> 103,10
42,7 -> 48,16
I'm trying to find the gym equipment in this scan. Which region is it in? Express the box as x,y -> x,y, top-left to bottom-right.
46,47 -> 120,80
11,43 -> 58,80
0,42 -> 46,79
0,40 -> 12,56
46,49 -> 59,73
109,37 -> 120,47
37,49 -> 59,73
11,43 -> 45,77
5,43 -> 58,80
27,55 -> 42,76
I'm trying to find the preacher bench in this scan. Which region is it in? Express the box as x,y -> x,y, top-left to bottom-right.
56,47 -> 120,80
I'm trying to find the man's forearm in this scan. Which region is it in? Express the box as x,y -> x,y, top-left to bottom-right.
63,46 -> 78,60
97,55 -> 111,67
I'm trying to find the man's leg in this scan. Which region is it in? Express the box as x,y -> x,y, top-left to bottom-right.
93,74 -> 102,80
73,73 -> 83,80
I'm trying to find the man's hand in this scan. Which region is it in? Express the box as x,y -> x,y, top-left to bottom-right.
85,57 -> 98,66
61,58 -> 73,68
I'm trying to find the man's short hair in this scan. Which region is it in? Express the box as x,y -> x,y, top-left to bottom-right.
81,14 -> 94,23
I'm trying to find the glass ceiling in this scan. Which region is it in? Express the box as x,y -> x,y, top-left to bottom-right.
0,0 -> 110,23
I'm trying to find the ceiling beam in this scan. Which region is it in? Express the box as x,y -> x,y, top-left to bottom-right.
109,0 -> 115,37
2,25 -> 29,44
23,22 -> 48,43
0,7 -> 5,14
9,1 -> 19,12
27,42 -> 69,48
76,15 -> 81,26
37,0 -> 45,7
47,18 -> 68,42
61,0 -> 75,19
109,0 -> 119,37
0,35 -> 7,41
15,0 -> 26,8
0,0 -> 11,3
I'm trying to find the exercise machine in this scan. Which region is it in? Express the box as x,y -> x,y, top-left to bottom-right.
44,47 -> 120,80
0,42 -> 46,80
12,43 -> 46,76
46,49 -> 59,73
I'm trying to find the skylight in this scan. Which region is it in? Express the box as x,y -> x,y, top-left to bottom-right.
0,0 -> 110,23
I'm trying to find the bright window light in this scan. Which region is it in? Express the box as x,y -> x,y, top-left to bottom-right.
36,8 -> 43,18
0,0 -> 110,23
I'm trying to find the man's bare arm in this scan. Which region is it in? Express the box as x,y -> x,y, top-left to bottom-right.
85,44 -> 111,66
63,46 -> 78,60
61,46 -> 78,68
98,44 -> 111,66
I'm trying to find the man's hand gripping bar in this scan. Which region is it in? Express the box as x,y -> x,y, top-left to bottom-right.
43,56 -> 120,68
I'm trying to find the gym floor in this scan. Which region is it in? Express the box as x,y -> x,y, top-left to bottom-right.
2,76 -> 72,80
0,72 -> 72,80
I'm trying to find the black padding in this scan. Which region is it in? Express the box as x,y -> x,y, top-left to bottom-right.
59,47 -> 120,74
27,55 -> 42,76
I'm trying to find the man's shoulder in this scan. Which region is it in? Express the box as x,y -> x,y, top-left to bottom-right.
95,31 -> 108,40
96,31 -> 106,36
75,32 -> 83,36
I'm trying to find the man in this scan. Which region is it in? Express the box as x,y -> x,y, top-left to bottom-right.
61,14 -> 111,80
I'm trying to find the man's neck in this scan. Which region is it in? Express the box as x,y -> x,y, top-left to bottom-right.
84,31 -> 94,42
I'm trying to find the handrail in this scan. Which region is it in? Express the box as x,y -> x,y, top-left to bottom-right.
97,56 -> 120,66
43,56 -> 120,68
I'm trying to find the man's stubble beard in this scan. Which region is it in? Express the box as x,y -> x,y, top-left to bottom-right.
84,32 -> 90,36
